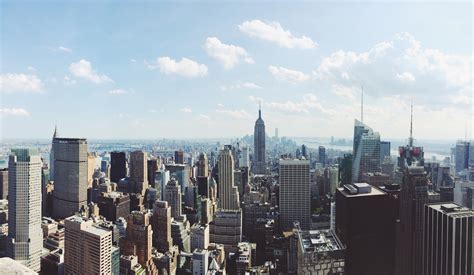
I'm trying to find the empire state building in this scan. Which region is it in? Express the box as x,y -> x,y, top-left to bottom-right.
253,104 -> 266,174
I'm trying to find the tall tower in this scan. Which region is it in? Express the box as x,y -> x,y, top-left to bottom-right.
152,200 -> 173,253
352,120 -> 381,182
7,149 -> 43,272
164,178 -> 182,220
49,125 -> 58,181
395,107 -> 428,275
130,150 -> 148,195
217,147 -> 240,210
253,104 -> 266,174
52,138 -> 88,219
197,153 -> 209,178
110,151 -> 127,184
279,159 -> 311,230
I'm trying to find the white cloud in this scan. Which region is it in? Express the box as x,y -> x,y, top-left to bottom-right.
312,32 -> 473,108
180,107 -> 192,113
396,72 -> 416,83
0,73 -> 43,92
27,66 -> 36,71
268,65 -> 310,82
332,84 -> 356,99
63,76 -> 77,86
0,108 -> 30,117
199,114 -> 211,121
221,82 -> 263,91
148,57 -> 208,78
130,59 -> 137,63
239,19 -> 317,49
69,59 -> 113,83
204,37 -> 254,69
58,46 -> 72,53
109,89 -> 128,95
251,94 -> 331,116
216,109 -> 251,119
217,103 -> 224,108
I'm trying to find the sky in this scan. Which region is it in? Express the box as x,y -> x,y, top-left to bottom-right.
0,1 -> 472,140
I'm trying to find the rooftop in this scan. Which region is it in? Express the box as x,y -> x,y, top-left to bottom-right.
298,229 -> 345,254
338,183 -> 386,197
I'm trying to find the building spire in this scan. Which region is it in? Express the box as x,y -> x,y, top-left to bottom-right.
409,103 -> 414,147
258,101 -> 261,119
361,85 -> 364,123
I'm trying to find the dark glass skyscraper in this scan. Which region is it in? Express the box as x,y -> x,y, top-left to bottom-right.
253,105 -> 266,174
110,151 -> 127,184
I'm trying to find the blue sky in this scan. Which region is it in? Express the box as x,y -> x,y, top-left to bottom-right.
1,1 -> 472,140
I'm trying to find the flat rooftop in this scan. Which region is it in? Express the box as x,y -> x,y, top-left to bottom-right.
338,184 -> 386,197
298,229 -> 344,253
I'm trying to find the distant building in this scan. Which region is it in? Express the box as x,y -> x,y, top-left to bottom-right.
130,151 -> 148,195
197,153 -> 209,178
7,149 -> 42,272
0,168 -> 7,199
380,141 -> 391,163
53,138 -> 88,219
352,120 -> 381,182
147,159 -> 158,188
164,178 -> 182,220
279,159 -> 311,230
361,172 -> 391,187
422,203 -> 474,275
217,148 -> 240,210
175,150 -> 185,165
152,200 -> 173,253
110,151 -> 127,184
455,140 -> 470,173
253,105 -> 266,174
318,146 -> 326,164
64,215 -> 112,274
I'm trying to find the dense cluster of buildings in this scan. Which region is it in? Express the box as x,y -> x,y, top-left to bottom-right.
0,105 -> 472,274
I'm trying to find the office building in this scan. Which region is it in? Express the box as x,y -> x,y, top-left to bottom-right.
110,151 -> 127,184
164,178 -> 182,220
97,191 -> 130,222
49,126 -> 58,181
217,148 -> 240,210
422,203 -> 474,275
197,153 -> 209,178
175,150 -> 185,164
152,200 -> 173,253
295,226 -> 345,274
155,169 -> 170,200
147,159 -> 158,188
352,119 -> 381,182
253,104 -> 266,174
455,140 -> 470,173
64,215 -> 112,275
192,249 -> 209,275
239,146 -> 250,168
210,210 -> 242,253
318,146 -> 326,164
130,150 -> 148,195
0,168 -> 7,199
336,183 -> 394,275
380,141 -> 391,163
279,159 -> 311,230
7,149 -> 42,272
190,223 -> 209,252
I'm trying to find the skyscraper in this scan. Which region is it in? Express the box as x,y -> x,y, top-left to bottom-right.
0,168 -> 7,199
52,138 -> 88,219
239,146 -> 250,168
64,215 -> 112,274
164,178 -> 182,220
217,147 -> 240,210
352,119 -> 381,182
335,183 -> 395,275
174,150 -> 184,165
152,200 -> 173,253
7,149 -> 42,272
422,203 -> 473,275
318,146 -> 326,164
130,150 -> 148,195
49,126 -> 58,181
396,106 -> 428,275
380,141 -> 391,163
455,140 -> 470,173
197,153 -> 209,178
147,159 -> 158,188
110,151 -> 127,184
279,159 -> 311,230
253,104 -> 266,174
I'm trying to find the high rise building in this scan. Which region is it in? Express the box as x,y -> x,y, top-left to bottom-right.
64,215 -> 112,274
395,107 -> 428,275
352,120 -> 381,182
335,183 -> 395,275
301,144 -> 308,159
192,249 -> 209,275
210,210 -> 242,253
380,141 -> 391,163
253,104 -> 266,174
152,200 -> 173,253
7,149 -> 42,272
0,168 -> 7,199
197,153 -> 209,178
190,224 -> 209,252
52,138 -> 88,219
422,203 -> 474,275
318,146 -> 326,164
147,159 -> 158,188
175,150 -> 184,165
239,146 -> 250,168
49,125 -> 58,181
455,140 -> 470,173
164,178 -> 182,220
217,147 -> 240,210
279,159 -> 311,230
110,151 -> 127,184
130,150 -> 148,195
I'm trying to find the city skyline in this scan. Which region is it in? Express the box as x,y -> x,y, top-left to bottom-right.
1,2 -> 472,140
